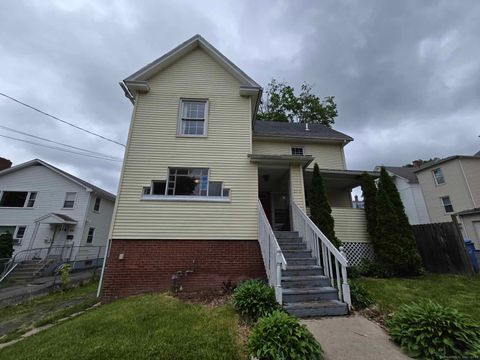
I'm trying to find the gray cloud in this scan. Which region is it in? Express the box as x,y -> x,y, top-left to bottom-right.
1,0 -> 479,193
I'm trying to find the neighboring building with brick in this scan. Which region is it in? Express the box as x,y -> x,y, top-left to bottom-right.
100,35 -> 376,310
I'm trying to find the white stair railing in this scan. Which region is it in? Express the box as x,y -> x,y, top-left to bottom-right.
291,201 -> 351,307
258,200 -> 287,304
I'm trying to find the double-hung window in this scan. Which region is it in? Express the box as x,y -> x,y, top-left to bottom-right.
93,197 -> 101,212
167,168 -> 209,196
441,196 -> 454,213
432,168 -> 445,185
63,192 -> 76,209
86,227 -> 95,244
179,100 -> 208,136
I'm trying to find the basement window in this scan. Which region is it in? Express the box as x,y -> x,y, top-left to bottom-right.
0,191 -> 37,208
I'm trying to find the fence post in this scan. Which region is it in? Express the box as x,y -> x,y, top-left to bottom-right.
276,249 -> 283,305
339,246 -> 351,307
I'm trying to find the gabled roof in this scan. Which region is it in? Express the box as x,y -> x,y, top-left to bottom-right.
378,166 -> 419,184
253,121 -> 353,143
0,159 -> 116,201
414,155 -> 480,173
35,212 -> 77,224
123,34 -> 260,90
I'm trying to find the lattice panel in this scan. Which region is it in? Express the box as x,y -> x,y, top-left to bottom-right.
342,242 -> 375,266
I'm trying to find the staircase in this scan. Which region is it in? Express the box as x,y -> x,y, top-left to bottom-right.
7,260 -> 53,282
276,231 -> 348,317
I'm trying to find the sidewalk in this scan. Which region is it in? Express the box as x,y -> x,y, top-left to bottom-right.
0,270 -> 95,308
302,315 -> 411,360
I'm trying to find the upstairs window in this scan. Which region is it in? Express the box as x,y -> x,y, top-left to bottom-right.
63,192 -> 77,209
179,100 -> 208,136
0,191 -> 37,208
86,227 -> 95,243
93,197 -> 101,212
441,196 -> 454,213
432,168 -> 445,185
291,146 -> 305,156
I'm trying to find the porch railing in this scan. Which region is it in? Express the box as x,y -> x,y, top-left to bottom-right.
291,201 -> 351,307
258,199 -> 287,304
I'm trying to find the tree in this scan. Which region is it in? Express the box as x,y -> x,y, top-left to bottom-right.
374,168 -> 422,275
257,79 -> 338,127
360,172 -> 377,241
0,231 -> 14,260
309,163 -> 341,248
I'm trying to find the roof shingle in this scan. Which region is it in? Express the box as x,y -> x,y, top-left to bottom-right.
253,121 -> 353,142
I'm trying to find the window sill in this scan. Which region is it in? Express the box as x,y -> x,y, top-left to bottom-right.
176,134 -> 208,138
141,195 -> 231,203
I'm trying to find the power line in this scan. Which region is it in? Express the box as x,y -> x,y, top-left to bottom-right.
0,92 -> 126,147
0,134 -> 123,162
0,125 -> 122,160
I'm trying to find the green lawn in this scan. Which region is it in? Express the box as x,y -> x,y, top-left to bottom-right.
0,281 -> 98,343
0,294 -> 245,360
358,273 -> 480,322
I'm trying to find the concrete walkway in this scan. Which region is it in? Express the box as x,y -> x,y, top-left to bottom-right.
302,315 -> 411,360
0,270 -> 95,308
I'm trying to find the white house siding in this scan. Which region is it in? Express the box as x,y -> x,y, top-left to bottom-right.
460,213 -> 480,248
417,160 -> 475,223
393,176 -> 430,225
111,48 -> 258,240
252,140 -> 346,170
290,165 -> 306,211
0,165 -> 89,255
460,158 -> 480,207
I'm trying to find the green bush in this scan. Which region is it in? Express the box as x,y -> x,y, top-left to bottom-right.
387,300 -> 480,359
349,280 -> 373,309
232,279 -> 278,322
248,310 -> 323,360
357,258 -> 392,278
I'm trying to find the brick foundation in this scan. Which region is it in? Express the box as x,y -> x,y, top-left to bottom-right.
101,239 -> 266,302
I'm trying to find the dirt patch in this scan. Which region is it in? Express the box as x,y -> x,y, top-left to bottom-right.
356,305 -> 394,330
174,290 -> 232,307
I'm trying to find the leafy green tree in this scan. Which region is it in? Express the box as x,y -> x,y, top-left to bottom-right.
361,172 -> 377,241
257,79 -> 338,127
0,231 -> 14,260
374,167 -> 422,275
309,163 -> 341,248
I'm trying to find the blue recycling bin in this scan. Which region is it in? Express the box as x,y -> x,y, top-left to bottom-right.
464,239 -> 479,272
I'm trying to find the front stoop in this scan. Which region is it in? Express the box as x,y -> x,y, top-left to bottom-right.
275,231 -> 348,317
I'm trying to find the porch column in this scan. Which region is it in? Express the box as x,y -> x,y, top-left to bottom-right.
289,165 -> 306,211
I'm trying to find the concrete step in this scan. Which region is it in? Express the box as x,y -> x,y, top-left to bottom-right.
274,231 -> 299,238
282,275 -> 331,288
279,243 -> 307,250
283,265 -> 323,277
286,258 -> 317,266
284,300 -> 348,317
282,250 -> 312,259
283,287 -> 339,302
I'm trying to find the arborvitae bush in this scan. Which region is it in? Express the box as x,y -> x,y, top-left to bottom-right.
375,167 -> 422,276
310,163 -> 341,248
360,172 -> 377,241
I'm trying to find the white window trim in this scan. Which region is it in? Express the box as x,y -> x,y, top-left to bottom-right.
93,197 -> 101,213
0,191 -> 37,209
290,145 -> 306,156
141,194 -> 231,203
63,192 -> 78,210
432,168 -> 445,186
86,227 -> 95,244
176,98 -> 209,137
440,196 -> 454,214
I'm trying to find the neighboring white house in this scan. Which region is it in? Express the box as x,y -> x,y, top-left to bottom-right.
375,166 -> 430,225
0,159 -> 115,267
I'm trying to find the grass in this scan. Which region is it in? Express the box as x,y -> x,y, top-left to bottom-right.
0,294 -> 245,360
0,281 -> 98,343
358,273 -> 480,322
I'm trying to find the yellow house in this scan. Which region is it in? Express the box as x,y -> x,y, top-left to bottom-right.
101,35 -> 376,316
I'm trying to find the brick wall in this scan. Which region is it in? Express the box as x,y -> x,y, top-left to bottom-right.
101,239 -> 266,302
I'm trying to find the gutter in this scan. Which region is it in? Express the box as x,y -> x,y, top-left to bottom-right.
119,82 -> 135,105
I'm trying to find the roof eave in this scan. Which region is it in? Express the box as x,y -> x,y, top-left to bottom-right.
252,134 -> 353,144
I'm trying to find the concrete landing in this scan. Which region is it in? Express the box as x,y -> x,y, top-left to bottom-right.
302,315 -> 411,360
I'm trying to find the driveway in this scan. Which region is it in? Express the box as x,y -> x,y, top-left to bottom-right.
302,315 -> 411,360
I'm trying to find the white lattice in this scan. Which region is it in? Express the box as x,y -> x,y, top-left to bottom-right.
342,242 -> 375,266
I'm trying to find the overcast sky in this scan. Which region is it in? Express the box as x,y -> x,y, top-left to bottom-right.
1,0 -> 479,194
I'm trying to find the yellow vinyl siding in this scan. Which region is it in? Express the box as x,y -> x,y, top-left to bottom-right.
112,48 -> 258,240
252,140 -> 346,169
331,208 -> 369,243
290,165 -> 306,211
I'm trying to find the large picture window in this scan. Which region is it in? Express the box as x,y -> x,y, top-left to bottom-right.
179,100 -> 207,136
0,191 -> 37,208
167,168 -> 209,196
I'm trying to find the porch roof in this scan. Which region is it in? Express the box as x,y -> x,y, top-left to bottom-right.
35,213 -> 77,225
248,154 -> 313,168
305,168 -> 380,189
